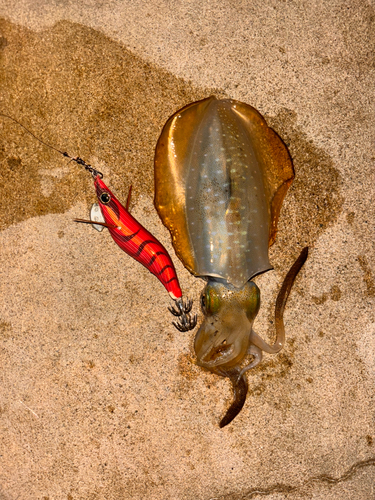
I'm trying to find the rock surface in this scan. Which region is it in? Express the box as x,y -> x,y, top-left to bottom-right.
0,2 -> 374,499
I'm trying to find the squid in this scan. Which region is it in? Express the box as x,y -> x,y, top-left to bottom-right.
154,97 -> 308,427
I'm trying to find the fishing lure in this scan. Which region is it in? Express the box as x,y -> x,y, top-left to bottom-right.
154,97 -> 308,427
0,113 -> 196,331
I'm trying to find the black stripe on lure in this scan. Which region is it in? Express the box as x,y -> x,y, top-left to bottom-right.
0,113 -> 197,332
154,97 -> 308,427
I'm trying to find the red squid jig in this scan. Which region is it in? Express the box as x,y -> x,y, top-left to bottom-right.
76,174 -> 183,300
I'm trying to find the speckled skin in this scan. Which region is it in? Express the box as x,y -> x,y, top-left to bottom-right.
182,99 -> 271,287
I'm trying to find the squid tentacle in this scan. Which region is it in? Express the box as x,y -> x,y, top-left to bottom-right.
238,344 -> 263,381
217,368 -> 248,428
251,247 -> 309,355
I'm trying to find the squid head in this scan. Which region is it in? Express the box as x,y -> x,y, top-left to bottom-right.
194,281 -> 260,372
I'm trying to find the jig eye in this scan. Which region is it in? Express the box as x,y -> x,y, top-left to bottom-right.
100,192 -> 111,204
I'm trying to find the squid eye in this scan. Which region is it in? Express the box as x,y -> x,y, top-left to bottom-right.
100,192 -> 111,204
202,287 -> 221,316
242,282 -> 261,321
